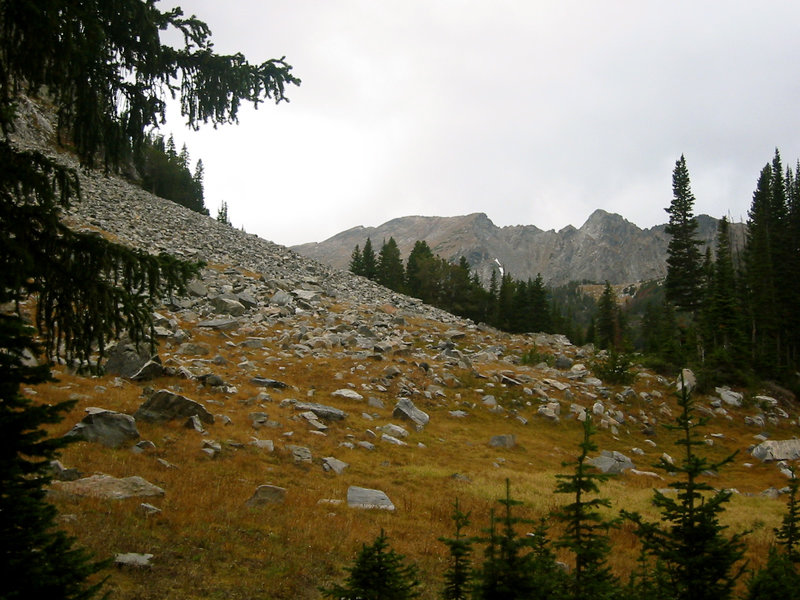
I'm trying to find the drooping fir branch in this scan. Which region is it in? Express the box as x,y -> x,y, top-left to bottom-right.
0,140 -> 199,368
0,1 -> 300,171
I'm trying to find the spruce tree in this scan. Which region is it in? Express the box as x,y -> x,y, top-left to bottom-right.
405,240 -> 436,299
377,236 -> 405,291
747,475 -> 800,600
622,377 -> 746,600
0,2 -> 299,598
361,237 -> 378,280
595,281 -> 620,350
472,480 -> 538,599
743,165 -> 780,372
553,416 -> 619,600
439,498 -> 474,600
349,243 -> 364,276
706,216 -> 745,377
320,530 -> 421,600
664,155 -> 704,313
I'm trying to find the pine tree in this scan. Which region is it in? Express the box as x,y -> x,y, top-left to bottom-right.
595,281 -> 620,351
747,475 -> 800,600
377,236 -> 405,291
472,480 -> 538,599
349,243 -> 364,276
320,530 -> 421,600
529,274 -> 552,333
743,165 -> 780,372
405,240 -> 435,299
622,377 -> 746,600
664,155 -> 704,313
216,200 -> 231,225
0,2 -> 299,598
553,415 -> 620,600
706,216 -> 745,377
361,237 -> 378,280
439,498 -> 474,600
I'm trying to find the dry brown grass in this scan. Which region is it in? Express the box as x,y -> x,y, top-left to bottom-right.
33,311 -> 798,599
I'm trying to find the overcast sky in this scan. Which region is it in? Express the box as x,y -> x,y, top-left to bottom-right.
163,1 -> 800,247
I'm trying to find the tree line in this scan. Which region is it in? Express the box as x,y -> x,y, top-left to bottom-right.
321,386 -> 800,600
349,238 -> 570,336
596,152 -> 800,394
136,133 -> 208,215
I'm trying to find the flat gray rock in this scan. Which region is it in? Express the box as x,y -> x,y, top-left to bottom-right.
293,401 -> 347,421
51,474 -> 164,500
322,457 -> 349,475
246,485 -> 287,506
197,317 -> 240,330
332,389 -> 364,401
347,486 -> 395,511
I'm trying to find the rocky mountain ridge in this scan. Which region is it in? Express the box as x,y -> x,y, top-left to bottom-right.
293,210 -> 743,286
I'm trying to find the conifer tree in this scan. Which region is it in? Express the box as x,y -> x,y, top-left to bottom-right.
664,155 -> 704,313
216,200 -> 231,225
622,377 -> 746,600
0,2 -> 299,598
405,240 -> 436,299
349,243 -> 364,276
595,281 -> 620,350
747,475 -> 800,600
706,216 -> 744,375
472,480 -> 539,599
743,165 -> 780,372
377,236 -> 405,291
439,498 -> 474,600
553,416 -> 619,600
320,530 -> 421,600
361,237 -> 378,280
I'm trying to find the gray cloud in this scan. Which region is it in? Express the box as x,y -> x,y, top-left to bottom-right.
168,0 -> 800,245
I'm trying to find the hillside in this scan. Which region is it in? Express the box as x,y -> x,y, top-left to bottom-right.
292,211 -> 741,286
9,104 -> 798,599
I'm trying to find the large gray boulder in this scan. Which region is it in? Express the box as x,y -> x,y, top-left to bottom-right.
210,295 -> 246,316
347,486 -> 395,511
392,398 -> 429,431
104,337 -> 152,378
751,440 -> 800,462
64,408 -> 139,448
589,450 -> 635,474
134,390 -> 214,425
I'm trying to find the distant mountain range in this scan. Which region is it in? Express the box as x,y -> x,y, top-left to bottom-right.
292,210 -> 744,286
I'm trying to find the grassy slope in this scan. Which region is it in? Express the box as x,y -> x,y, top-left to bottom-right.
35,292 -> 793,599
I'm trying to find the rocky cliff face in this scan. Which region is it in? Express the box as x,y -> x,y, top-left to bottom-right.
293,210 -> 741,286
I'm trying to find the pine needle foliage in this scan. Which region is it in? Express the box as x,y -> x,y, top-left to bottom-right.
439,498 -> 474,600
622,376 -> 747,600
0,2 -> 299,598
552,415 -> 620,600
472,480 -> 540,599
319,529 -> 421,600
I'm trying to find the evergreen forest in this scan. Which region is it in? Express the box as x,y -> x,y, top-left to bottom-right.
350,151 -> 800,396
